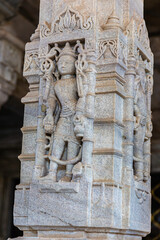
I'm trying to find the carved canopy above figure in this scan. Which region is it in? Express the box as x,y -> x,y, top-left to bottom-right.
41,6 -> 94,38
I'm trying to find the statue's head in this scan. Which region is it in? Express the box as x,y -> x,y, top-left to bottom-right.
57,42 -> 76,76
136,59 -> 146,93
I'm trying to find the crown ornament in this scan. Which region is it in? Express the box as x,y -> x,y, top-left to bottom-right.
58,42 -> 77,59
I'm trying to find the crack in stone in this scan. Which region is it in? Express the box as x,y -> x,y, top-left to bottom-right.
40,210 -> 75,227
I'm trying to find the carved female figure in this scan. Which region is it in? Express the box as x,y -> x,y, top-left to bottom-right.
134,62 -> 148,182
42,42 -> 85,182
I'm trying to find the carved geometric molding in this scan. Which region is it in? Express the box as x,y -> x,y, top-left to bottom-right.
41,6 -> 94,38
98,39 -> 118,60
24,52 -> 39,73
98,39 -> 127,65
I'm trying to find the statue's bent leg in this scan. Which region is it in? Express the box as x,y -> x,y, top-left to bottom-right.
143,139 -> 150,182
66,141 -> 80,180
134,127 -> 145,181
134,160 -> 144,181
49,137 -> 65,181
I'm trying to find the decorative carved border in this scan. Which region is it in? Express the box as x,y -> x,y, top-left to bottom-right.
40,6 -> 94,38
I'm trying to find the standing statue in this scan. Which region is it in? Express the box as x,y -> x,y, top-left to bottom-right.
133,60 -> 152,182
41,42 -> 86,182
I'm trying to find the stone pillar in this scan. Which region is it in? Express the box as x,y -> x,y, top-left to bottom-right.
0,27 -> 24,239
14,0 -> 153,239
0,28 -> 24,108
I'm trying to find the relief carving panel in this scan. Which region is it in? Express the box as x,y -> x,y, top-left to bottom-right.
37,41 -> 92,182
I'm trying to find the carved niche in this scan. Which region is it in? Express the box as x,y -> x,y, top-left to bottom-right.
133,55 -> 153,182
38,41 -> 90,183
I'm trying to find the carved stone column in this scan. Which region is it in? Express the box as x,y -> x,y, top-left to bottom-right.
0,28 -> 24,108
14,0 -> 153,239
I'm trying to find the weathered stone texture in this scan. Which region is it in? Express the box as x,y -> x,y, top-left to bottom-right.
13,0 -> 153,239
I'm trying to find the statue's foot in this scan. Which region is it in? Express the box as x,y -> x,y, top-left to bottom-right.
143,172 -> 149,182
39,172 -> 57,182
135,173 -> 144,182
59,175 -> 72,182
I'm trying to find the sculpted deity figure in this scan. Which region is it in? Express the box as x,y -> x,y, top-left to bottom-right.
133,61 -> 151,182
42,42 -> 85,182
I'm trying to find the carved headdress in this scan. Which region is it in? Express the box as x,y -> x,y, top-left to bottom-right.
58,42 -> 77,60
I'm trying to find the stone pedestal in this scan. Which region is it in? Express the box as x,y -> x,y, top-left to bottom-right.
14,0 -> 153,239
